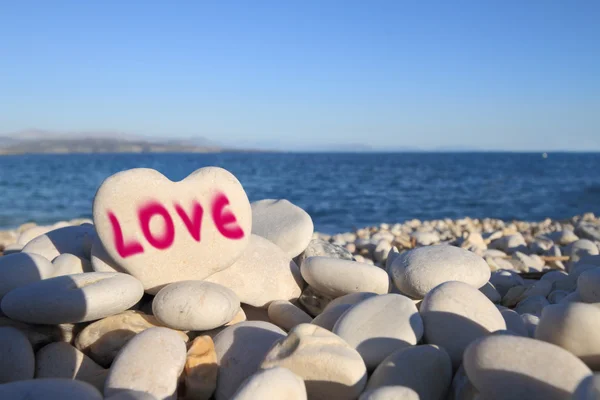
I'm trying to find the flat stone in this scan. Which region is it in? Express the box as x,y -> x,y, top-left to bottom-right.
231,367 -> 307,400
0,252 -> 56,301
359,386 -> 420,400
390,245 -> 490,299
295,239 -> 353,268
35,342 -> 108,391
0,326 -> 34,383
420,281 -> 506,368
536,303 -> 600,370
206,234 -> 303,308
0,317 -> 70,350
261,324 -> 367,400
75,310 -> 188,368
268,300 -> 313,331
464,334 -> 592,400
514,295 -> 550,316
182,335 -> 218,400
312,304 -> 352,331
105,327 -> 187,400
0,379 -> 103,399
90,234 -> 125,273
213,321 -> 286,400
93,167 -> 252,294
578,267 -> 600,303
489,234 -> 527,254
567,240 -> 599,270
366,345 -> 452,399
1,272 -> 144,324
333,294 -> 423,370
16,221 -> 71,245
301,257 -> 389,298
576,223 -> 600,242
53,253 -> 93,276
153,281 -> 240,331
22,224 -> 96,261
251,199 -> 314,258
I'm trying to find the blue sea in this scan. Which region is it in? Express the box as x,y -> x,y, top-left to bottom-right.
0,152 -> 599,234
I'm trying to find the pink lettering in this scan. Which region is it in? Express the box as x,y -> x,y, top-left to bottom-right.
174,201 -> 204,242
138,202 -> 175,250
108,211 -> 144,258
212,192 -> 244,239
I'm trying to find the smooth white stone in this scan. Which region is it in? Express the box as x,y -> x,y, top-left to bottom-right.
90,234 -> 125,273
333,294 -> 423,370
366,345 -> 452,400
490,270 -> 525,297
1,272 -> 144,324
312,304 -> 352,331
548,290 -> 570,304
206,234 -> 303,308
53,253 -> 93,276
0,252 -> 55,300
16,221 -> 71,245
213,321 -> 286,400
261,324 -> 367,400
22,224 -> 96,261
301,257 -> 389,298
536,303 -> 600,370
514,295 -> 550,316
464,334 -> 592,400
323,292 -> 378,312
153,281 -> 240,331
231,367 -> 307,400
390,246 -> 490,299
104,327 -> 187,400
448,363 -> 480,400
0,378 -> 103,399
498,307 -> 528,337
520,313 -> 540,338
295,239 -> 353,268
35,342 -> 107,390
420,281 -> 506,368
268,300 -> 313,331
479,282 -> 501,303
251,199 -> 314,258
0,326 -> 34,383
93,167 -> 252,294
573,374 -> 600,400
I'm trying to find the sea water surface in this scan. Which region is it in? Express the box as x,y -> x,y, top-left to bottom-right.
0,152 -> 599,234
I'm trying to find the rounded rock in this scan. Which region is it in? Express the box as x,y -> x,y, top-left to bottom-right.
0,326 -> 34,383
490,269 -> 525,297
35,342 -> 107,390
323,292 -> 378,312
153,281 -> 240,331
295,239 -> 353,268
578,267 -> 600,303
104,327 -> 187,400
312,304 -> 353,331
231,367 -> 307,400
521,313 -> 540,337
479,282 -> 501,303
514,295 -> 550,316
390,246 -> 490,299
251,199 -> 314,258
0,252 -> 56,301
268,300 -> 313,331
75,310 -> 188,367
53,253 -> 93,276
182,335 -> 218,400
464,334 -> 592,400
536,303 -> 600,370
213,321 -> 286,400
498,307 -> 528,337
1,272 -> 144,324
359,386 -> 420,400
301,257 -> 389,298
420,281 -> 506,368
0,378 -> 103,399
333,294 -> 423,370
206,234 -> 303,308
366,345 -> 452,400
22,224 -> 96,261
261,324 -> 367,400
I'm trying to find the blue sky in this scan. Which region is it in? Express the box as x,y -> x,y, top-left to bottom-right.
1,1 -> 598,150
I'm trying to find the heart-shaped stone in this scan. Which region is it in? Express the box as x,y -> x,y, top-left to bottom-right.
93,167 -> 251,293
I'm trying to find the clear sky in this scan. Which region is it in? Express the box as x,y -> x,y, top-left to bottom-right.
1,1 -> 598,151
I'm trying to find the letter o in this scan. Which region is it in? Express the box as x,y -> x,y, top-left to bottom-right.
138,201 -> 175,250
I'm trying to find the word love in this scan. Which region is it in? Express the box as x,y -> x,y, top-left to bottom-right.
108,192 -> 244,258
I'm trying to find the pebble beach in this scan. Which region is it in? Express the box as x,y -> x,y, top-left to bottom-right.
0,165 -> 599,400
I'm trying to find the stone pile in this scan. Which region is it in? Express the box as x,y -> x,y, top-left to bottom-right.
0,166 -> 598,399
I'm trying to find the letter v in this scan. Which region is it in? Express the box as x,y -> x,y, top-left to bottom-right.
174,201 -> 204,242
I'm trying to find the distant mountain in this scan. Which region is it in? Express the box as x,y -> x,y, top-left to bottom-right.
0,130 -> 227,155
